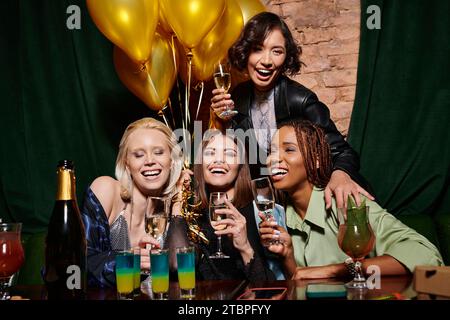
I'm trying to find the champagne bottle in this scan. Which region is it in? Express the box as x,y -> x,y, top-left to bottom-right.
44,160 -> 87,299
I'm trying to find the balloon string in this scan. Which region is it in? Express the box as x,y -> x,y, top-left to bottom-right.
168,35 -> 181,130
169,35 -> 184,130
147,73 -> 164,112
186,51 -> 193,131
195,82 -> 204,120
167,98 -> 176,129
171,35 -> 178,75
157,108 -> 170,128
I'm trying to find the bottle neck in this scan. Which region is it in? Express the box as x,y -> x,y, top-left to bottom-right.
56,167 -> 76,201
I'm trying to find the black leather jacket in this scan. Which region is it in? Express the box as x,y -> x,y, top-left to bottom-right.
230,75 -> 369,189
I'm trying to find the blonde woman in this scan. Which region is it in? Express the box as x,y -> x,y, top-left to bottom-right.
81,117 -> 187,287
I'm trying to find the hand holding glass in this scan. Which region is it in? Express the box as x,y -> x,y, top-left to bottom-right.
214,61 -> 237,119
252,178 -> 277,246
337,205 -> 375,289
0,222 -> 25,300
209,192 -> 230,259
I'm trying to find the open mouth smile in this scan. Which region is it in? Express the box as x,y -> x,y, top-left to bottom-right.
208,166 -> 229,176
141,169 -> 162,178
270,167 -> 288,181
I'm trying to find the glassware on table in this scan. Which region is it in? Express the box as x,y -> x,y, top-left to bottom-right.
0,222 -> 25,300
115,250 -> 134,300
150,249 -> 169,300
132,247 -> 141,296
176,246 -> 196,299
213,61 -> 238,119
142,196 -> 169,288
251,177 -> 277,246
209,192 -> 230,259
337,204 -> 375,289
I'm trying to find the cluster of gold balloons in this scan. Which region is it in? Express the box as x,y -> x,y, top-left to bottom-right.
87,0 -> 265,111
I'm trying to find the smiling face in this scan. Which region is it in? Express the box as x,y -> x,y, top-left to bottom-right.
247,28 -> 286,91
125,128 -> 172,196
267,126 -> 311,194
202,135 -> 240,192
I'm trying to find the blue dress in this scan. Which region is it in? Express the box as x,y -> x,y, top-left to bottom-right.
80,187 -> 118,288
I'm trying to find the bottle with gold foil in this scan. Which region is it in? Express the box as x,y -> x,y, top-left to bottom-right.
44,160 -> 87,299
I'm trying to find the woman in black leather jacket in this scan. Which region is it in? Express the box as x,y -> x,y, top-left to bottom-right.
210,12 -> 373,209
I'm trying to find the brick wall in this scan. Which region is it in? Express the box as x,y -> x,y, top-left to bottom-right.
264,0 -> 360,135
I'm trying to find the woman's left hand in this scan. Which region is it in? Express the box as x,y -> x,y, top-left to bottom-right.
324,170 -> 374,209
292,264 -> 343,280
212,199 -> 253,254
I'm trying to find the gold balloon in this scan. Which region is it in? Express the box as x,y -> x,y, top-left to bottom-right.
87,0 -> 159,63
160,0 -> 226,49
235,0 -> 266,24
192,0 -> 244,81
114,33 -> 177,110
175,38 -> 202,87
158,7 -> 173,35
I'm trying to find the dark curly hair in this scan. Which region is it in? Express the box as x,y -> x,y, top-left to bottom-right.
228,12 -> 302,76
277,120 -> 332,188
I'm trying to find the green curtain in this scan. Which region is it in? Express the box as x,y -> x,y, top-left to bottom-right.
0,0 -> 158,234
2,0 -> 449,278
349,0 -> 450,261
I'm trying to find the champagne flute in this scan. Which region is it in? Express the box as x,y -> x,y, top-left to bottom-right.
145,196 -> 170,250
142,197 -> 169,288
252,177 -> 277,246
0,222 -> 25,300
209,192 -> 230,259
214,61 -> 237,119
337,204 -> 375,289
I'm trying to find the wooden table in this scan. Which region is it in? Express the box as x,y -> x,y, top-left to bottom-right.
11,275 -> 415,300
246,275 -> 415,300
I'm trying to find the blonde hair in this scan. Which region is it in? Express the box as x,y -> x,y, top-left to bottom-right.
115,117 -> 183,201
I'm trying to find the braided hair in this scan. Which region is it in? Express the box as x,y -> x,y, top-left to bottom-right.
278,120 -> 333,188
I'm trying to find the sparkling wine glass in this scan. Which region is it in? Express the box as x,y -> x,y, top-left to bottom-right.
142,197 -> 169,288
0,222 -> 25,300
214,61 -> 238,119
337,204 -> 375,289
145,197 -> 170,249
209,192 -> 230,259
252,177 -> 277,246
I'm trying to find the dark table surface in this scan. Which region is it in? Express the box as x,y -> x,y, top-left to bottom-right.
10,275 -> 415,300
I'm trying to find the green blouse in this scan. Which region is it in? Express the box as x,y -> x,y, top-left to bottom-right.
286,188 -> 443,272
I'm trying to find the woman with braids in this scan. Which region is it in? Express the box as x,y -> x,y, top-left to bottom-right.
210,11 -> 372,210
259,120 -> 442,280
